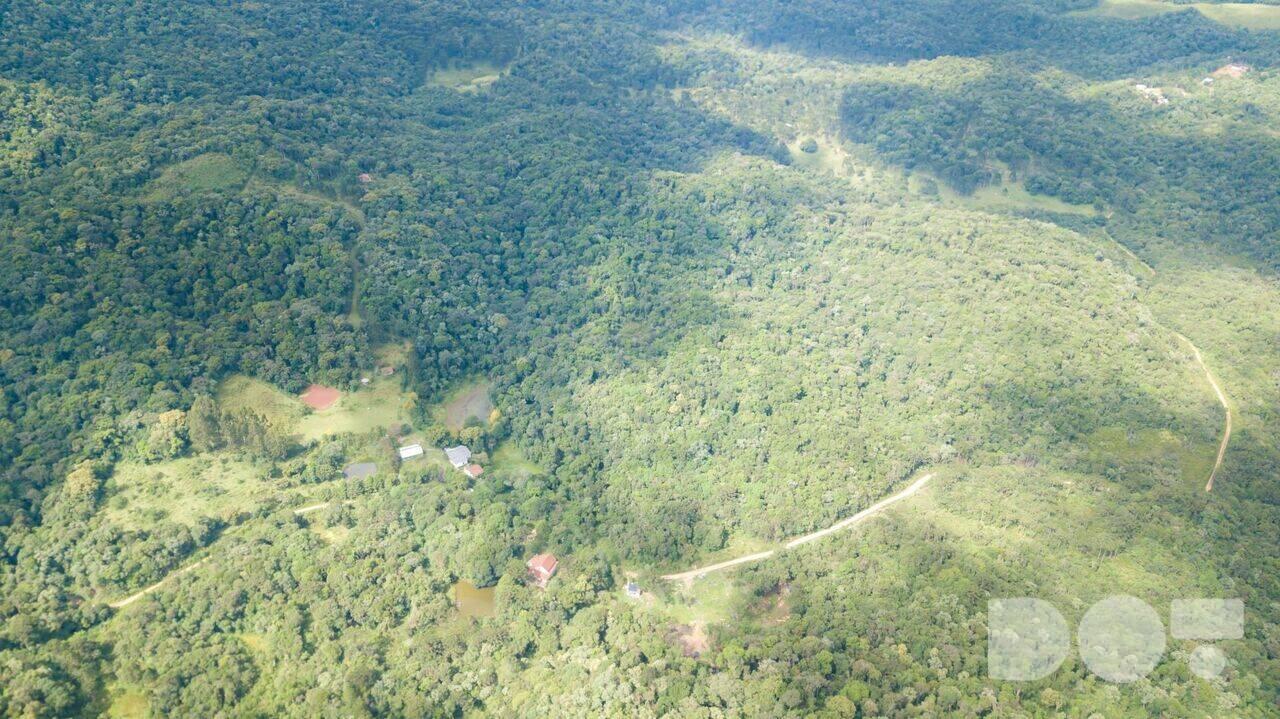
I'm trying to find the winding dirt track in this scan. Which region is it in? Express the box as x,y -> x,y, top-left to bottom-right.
108,558 -> 210,609
107,500 -> 354,609
110,328 -> 1227,608
1176,333 -> 1232,492
661,473 -> 934,583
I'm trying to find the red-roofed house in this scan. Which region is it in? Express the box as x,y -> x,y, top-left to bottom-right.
463,464 -> 484,479
527,553 -> 558,588
358,172 -> 373,184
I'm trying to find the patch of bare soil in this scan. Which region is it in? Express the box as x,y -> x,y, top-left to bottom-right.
300,384 -> 340,411
670,621 -> 711,657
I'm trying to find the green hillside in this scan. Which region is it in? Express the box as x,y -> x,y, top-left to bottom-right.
0,0 -> 1277,717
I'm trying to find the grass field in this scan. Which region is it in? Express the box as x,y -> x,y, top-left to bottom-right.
656,572 -> 740,624
961,179 -> 1099,215
144,153 -> 248,200
434,380 -> 494,432
426,61 -> 508,93
787,135 -> 848,175
1085,425 -> 1217,487
916,164 -> 1100,216
1197,2 -> 1280,29
102,453 -> 273,529
492,443 -> 544,477
374,341 -> 411,369
296,378 -> 413,442
106,686 -> 148,719
216,375 -> 306,432
1075,0 -> 1280,28
217,373 -> 416,443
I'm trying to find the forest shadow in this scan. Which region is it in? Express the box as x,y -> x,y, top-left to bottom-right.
681,0 -> 1277,80
836,67 -> 1280,272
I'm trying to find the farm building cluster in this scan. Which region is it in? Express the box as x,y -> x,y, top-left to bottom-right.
394,442 -> 485,479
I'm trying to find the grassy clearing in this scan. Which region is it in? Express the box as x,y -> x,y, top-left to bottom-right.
297,378 -> 414,442
917,165 -> 1099,216
896,467 -> 1221,601
216,375 -> 306,433
962,178 -> 1098,215
310,524 -> 351,544
218,372 -> 417,443
238,632 -> 269,654
492,442 -> 543,477
102,453 -> 273,529
106,686 -> 148,719
656,572 -> 740,624
1086,426 -> 1217,487
1196,2 -> 1280,29
787,135 -> 848,175
1074,0 -> 1280,29
1074,0 -> 1183,20
145,153 -> 248,200
374,341 -> 411,369
426,61 -> 508,93
434,380 -> 494,432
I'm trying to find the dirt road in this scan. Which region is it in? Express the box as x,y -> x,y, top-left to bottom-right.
107,499 -> 352,609
108,558 -> 210,609
1176,333 -> 1232,492
661,472 -> 934,583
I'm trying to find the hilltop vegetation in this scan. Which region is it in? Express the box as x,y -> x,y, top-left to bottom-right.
1,0 -> 1278,717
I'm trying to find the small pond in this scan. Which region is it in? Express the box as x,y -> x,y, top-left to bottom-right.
452,580 -> 495,619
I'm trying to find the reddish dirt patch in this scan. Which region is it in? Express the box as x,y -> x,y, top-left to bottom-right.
300,384 -> 340,411
1213,63 -> 1249,79
669,621 -> 711,658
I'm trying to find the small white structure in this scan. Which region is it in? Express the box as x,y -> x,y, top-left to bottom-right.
398,444 -> 424,460
444,445 -> 471,468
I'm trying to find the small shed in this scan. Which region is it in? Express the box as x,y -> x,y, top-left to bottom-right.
398,444 -> 424,460
358,172 -> 373,184
527,553 -> 558,588
444,445 -> 472,468
626,582 -> 642,599
463,464 -> 484,479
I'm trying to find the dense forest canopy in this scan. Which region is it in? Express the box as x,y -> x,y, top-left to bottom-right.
1,0 -> 1278,716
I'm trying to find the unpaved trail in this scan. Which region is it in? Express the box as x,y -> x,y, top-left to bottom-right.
661,473 -> 934,583
107,499 -> 352,609
1176,333 -> 1231,492
108,558 -> 210,609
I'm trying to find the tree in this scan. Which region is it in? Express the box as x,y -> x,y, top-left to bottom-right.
141,409 -> 188,462
188,395 -> 222,452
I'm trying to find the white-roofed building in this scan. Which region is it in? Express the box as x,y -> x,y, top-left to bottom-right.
398,444 -> 424,460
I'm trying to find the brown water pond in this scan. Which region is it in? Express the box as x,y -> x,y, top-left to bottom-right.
452,580 -> 495,619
